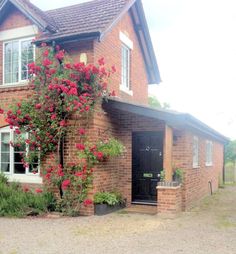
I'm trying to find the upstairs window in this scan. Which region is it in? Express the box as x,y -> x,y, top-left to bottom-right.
193,136 -> 199,168
3,38 -> 34,85
121,44 -> 130,90
206,140 -> 213,166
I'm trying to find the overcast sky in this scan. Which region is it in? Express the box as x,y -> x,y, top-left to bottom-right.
31,0 -> 236,140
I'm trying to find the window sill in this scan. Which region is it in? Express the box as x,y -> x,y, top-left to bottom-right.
205,164 -> 213,167
7,174 -> 42,184
120,85 -> 133,96
193,165 -> 200,169
0,81 -> 29,89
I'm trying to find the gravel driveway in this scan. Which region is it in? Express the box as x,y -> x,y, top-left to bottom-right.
1,185 -> 236,254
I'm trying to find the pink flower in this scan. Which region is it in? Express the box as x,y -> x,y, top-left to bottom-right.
78,128 -> 86,135
75,171 -> 83,177
60,120 -> 66,127
43,50 -> 49,57
0,108 -> 4,114
98,57 -> 105,66
15,129 -> 21,135
62,179 -> 71,190
83,199 -> 93,206
35,103 -> 42,109
51,114 -> 57,120
35,188 -> 43,193
57,169 -> 64,177
76,143 -> 85,151
23,186 -> 29,192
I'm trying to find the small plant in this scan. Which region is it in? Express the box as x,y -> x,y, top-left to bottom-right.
94,191 -> 123,206
160,169 -> 165,182
173,168 -> 183,183
96,138 -> 125,159
0,173 -> 56,217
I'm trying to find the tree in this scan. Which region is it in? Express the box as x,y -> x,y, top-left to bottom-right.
148,96 -> 170,109
225,140 -> 236,163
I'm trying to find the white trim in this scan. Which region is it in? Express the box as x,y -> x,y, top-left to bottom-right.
119,84 -> 133,96
119,31 -> 133,49
8,175 -> 43,184
0,25 -> 38,41
205,140 -> 213,166
192,136 -> 199,168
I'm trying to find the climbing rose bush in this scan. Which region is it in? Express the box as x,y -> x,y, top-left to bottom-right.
0,43 -> 122,215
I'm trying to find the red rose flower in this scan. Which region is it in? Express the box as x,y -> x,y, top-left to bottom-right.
60,120 -> 66,127
0,108 -> 4,114
76,143 -> 85,151
35,104 -> 42,109
35,188 -> 43,193
62,179 -> 71,190
83,199 -> 93,206
78,128 -> 86,135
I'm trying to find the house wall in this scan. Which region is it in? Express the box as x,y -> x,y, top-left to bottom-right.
172,129 -> 224,210
94,12 -> 149,105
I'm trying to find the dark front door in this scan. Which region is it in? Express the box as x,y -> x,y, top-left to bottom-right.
132,132 -> 163,203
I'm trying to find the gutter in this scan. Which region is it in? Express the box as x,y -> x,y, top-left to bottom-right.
34,32 -> 101,46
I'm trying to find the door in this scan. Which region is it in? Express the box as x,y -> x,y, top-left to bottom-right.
132,132 -> 163,203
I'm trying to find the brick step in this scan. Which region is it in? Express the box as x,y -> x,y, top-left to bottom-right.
123,204 -> 157,215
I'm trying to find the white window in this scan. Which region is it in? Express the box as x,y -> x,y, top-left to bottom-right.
206,140 -> 213,166
193,136 -> 199,168
3,38 -> 34,85
121,44 -> 130,90
0,127 -> 41,183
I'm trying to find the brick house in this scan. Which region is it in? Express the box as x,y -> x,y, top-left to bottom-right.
0,0 -> 228,215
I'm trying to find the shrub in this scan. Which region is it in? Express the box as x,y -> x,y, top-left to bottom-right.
0,174 -> 56,217
94,191 -> 123,206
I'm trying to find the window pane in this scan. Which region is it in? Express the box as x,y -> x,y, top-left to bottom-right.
1,153 -> 10,163
1,133 -> 10,152
4,41 -> 19,84
14,163 -> 26,174
1,163 -> 10,173
21,40 -> 34,81
121,45 -> 130,89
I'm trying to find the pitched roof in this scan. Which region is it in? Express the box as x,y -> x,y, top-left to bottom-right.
41,0 -> 130,41
107,98 -> 229,144
0,0 -> 161,84
0,0 -> 57,32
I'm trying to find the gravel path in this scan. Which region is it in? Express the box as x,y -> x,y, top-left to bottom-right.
1,185 -> 236,254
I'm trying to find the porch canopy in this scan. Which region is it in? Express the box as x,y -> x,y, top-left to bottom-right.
104,98 -> 229,182
105,98 -> 228,144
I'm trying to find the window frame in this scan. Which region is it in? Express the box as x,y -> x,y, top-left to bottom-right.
0,126 -> 41,183
205,140 -> 213,166
2,37 -> 35,86
121,43 -> 131,91
192,136 -> 199,168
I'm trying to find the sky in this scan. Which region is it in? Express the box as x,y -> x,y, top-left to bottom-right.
31,0 -> 236,139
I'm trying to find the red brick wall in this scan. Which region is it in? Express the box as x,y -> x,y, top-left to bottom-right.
157,185 -> 182,213
172,129 -> 224,210
94,12 -> 149,105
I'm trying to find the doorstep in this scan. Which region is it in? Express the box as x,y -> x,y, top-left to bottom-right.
123,204 -> 157,215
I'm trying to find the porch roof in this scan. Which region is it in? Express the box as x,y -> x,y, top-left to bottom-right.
106,98 -> 229,144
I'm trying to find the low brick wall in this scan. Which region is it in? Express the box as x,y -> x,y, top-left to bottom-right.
157,183 -> 182,214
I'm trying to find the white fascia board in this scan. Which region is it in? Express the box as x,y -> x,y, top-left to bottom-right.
0,25 -> 38,41
119,31 -> 133,50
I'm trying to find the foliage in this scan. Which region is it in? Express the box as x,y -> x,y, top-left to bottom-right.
160,169 -> 165,182
225,140 -> 236,164
94,191 -> 123,206
148,96 -> 170,109
0,174 -> 56,217
0,44 -> 123,215
173,168 -> 183,183
96,138 -> 125,159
